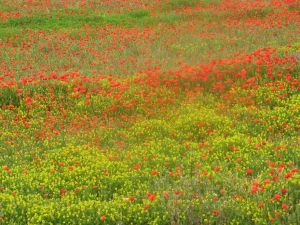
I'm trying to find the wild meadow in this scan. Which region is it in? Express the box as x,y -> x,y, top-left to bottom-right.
0,0 -> 299,224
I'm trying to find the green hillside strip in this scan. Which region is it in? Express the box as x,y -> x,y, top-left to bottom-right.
1,13 -> 209,42
161,0 -> 220,11
0,10 -> 151,39
1,10 -> 151,30
0,10 -> 196,39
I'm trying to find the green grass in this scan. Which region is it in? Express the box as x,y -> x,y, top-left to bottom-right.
161,0 -> 220,11
1,10 -> 150,29
0,10 -> 195,39
0,0 -> 224,40
0,87 -> 21,107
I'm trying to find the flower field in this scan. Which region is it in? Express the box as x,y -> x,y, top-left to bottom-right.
0,0 -> 299,224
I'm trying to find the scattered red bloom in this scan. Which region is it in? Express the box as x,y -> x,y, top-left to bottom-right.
282,204 -> 289,210
163,191 -> 170,199
214,166 -> 221,172
100,215 -> 106,221
151,170 -> 158,176
67,165 -> 73,170
220,189 -> 226,195
60,188 -> 67,197
284,173 -> 293,179
2,165 -> 9,171
273,194 -> 281,201
246,169 -> 253,175
212,210 -> 220,215
133,163 -> 141,170
146,193 -> 157,202
128,196 -> 136,201
281,188 -> 287,194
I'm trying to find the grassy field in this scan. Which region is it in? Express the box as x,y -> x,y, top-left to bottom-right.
0,0 -> 299,224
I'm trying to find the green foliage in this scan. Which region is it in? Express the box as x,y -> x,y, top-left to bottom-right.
0,10 -> 151,38
161,0 -> 220,11
0,87 -> 21,107
241,7 -> 274,19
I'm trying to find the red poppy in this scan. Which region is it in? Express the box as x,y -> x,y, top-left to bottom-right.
212,210 -> 220,215
284,173 -> 292,179
151,170 -> 158,176
100,215 -> 106,221
273,194 -> 281,201
258,202 -> 265,208
146,193 -> 157,202
246,169 -> 253,175
281,188 -> 287,194
133,163 -> 141,170
282,204 -> 289,210
60,188 -> 67,196
2,165 -> 9,171
163,192 -> 170,199
128,196 -> 136,201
